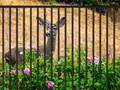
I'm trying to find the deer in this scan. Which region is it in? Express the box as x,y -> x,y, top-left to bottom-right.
5,16 -> 66,66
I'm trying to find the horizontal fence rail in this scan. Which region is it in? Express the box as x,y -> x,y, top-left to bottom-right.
0,6 -> 120,90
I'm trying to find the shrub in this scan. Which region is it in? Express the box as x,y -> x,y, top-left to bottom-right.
0,46 -> 120,89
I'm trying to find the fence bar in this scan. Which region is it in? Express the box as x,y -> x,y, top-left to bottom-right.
85,8 -> 88,90
16,7 -> 19,90
92,8 -> 95,89
99,7 -> 102,90
57,7 -> 60,90
9,7 -> 12,90
78,7 -> 81,90
23,7 -> 26,90
106,8 -> 109,90
36,7 -> 40,90
113,7 -> 116,90
44,7 -> 46,90
30,7 -> 32,90
51,7 -> 53,80
71,7 -> 74,90
2,7 -> 5,90
64,7 -> 67,89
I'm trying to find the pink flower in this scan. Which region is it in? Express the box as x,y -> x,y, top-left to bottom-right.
33,46 -> 37,51
58,61 -> 61,65
10,70 -> 15,74
87,57 -> 92,61
18,70 -> 21,74
10,72 -> 14,74
61,53 -> 64,56
0,71 -> 2,75
94,59 -> 99,64
48,81 -> 54,88
94,57 -> 99,64
24,68 -> 30,74
94,57 -> 99,60
105,52 -> 110,56
25,46 -> 30,50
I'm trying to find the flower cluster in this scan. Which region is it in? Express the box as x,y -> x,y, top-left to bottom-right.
10,68 -> 30,75
25,46 -> 37,51
87,56 -> 99,64
10,70 -> 21,74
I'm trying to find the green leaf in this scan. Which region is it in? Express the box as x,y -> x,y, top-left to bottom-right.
74,81 -> 78,86
80,85 -> 85,89
57,80 -> 63,83
44,73 -> 49,77
94,82 -> 101,87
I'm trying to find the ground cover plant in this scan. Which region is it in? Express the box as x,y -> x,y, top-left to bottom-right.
0,46 -> 120,90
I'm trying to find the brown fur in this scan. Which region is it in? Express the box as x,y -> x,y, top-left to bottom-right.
5,47 -> 23,66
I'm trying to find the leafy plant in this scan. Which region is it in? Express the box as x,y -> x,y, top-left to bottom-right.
0,46 -> 120,89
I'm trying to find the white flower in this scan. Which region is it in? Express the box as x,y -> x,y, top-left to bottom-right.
19,51 -> 23,55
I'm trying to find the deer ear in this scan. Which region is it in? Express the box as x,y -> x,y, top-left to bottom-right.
36,17 -> 44,26
55,17 -> 66,27
36,17 -> 50,26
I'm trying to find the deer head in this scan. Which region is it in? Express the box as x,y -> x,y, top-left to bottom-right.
36,17 -> 66,37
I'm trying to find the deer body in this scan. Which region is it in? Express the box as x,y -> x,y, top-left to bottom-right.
5,47 -> 23,66
5,17 -> 65,66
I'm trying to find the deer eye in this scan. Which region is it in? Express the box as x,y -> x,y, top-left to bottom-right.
53,27 -> 56,30
52,25 -> 57,30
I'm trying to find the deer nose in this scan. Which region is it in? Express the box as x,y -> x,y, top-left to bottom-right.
46,33 -> 50,36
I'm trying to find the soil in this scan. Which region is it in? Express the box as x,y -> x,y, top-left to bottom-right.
0,0 -> 120,62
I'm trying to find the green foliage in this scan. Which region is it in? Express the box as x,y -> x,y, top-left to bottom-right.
38,0 -> 120,6
49,0 -> 56,5
0,46 -> 120,89
78,0 -> 120,6
39,0 -> 57,5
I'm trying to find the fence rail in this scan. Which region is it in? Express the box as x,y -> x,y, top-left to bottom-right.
0,6 -> 120,90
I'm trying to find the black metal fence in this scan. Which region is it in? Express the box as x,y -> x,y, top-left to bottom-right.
0,6 -> 120,90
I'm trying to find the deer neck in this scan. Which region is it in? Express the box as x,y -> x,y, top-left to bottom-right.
46,35 -> 56,54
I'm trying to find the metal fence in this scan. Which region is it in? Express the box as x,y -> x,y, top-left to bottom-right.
0,6 -> 120,90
